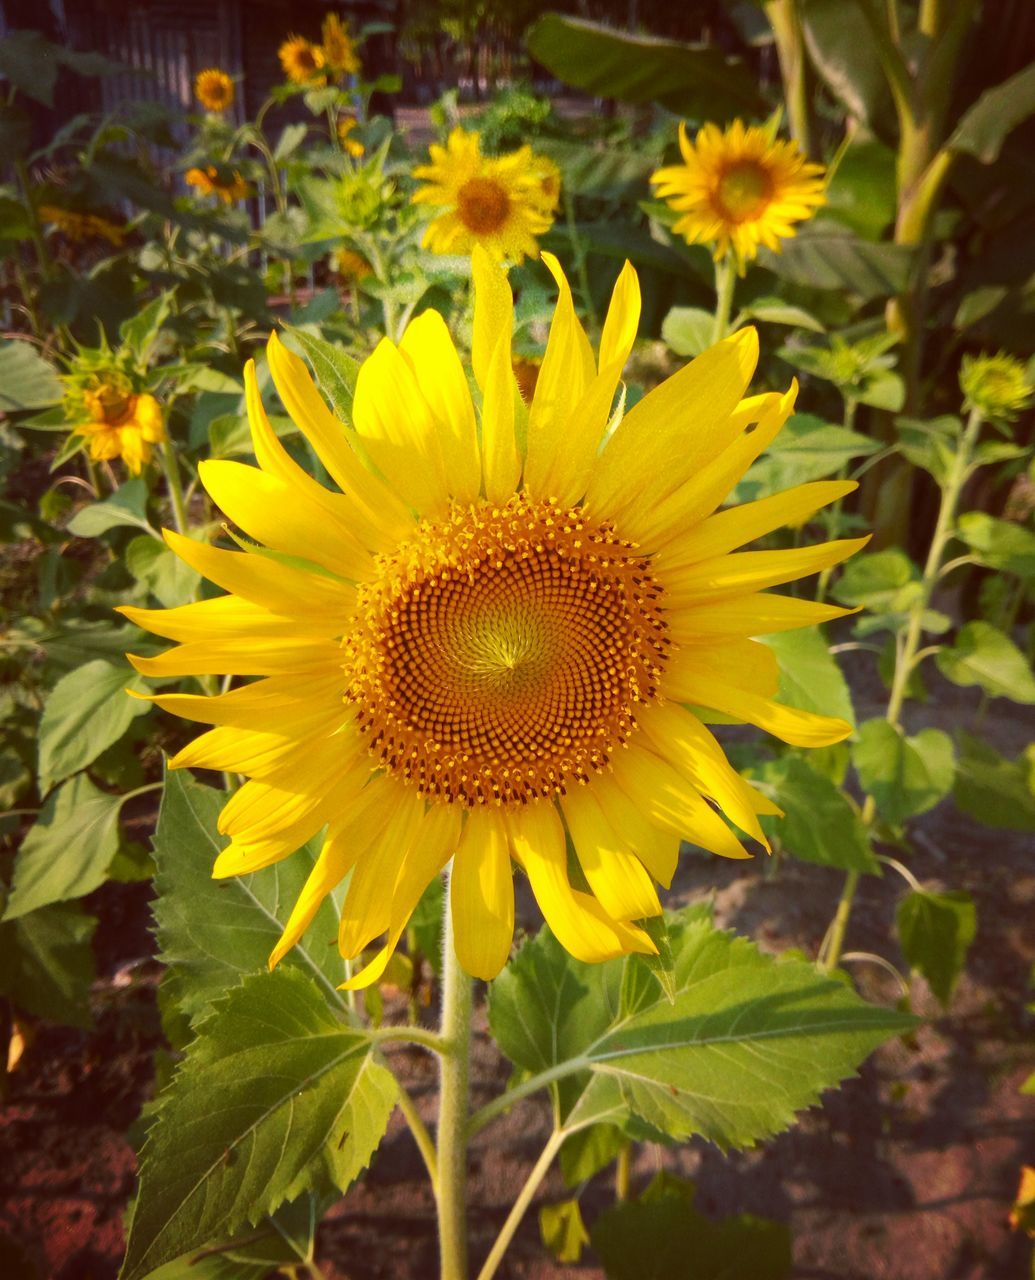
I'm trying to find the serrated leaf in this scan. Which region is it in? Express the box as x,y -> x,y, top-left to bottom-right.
490,910 -> 911,1152
853,720 -> 955,826
832,548 -> 919,612
558,1122 -> 627,1187
152,770 -> 352,1019
120,969 -> 396,1280
0,899 -> 96,1027
126,535 -> 202,607
759,755 -> 878,873
956,512 -> 1035,579
591,1171 -> 792,1280
67,478 -> 154,538
896,889 -> 976,1008
763,627 -> 855,726
282,326 -> 360,423
739,298 -> 825,332
3,774 -> 122,920
0,340 -> 63,410
38,658 -> 150,795
736,412 -> 880,497
935,621 -> 1035,704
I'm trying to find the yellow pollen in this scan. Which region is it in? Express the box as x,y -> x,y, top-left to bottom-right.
456,177 -> 510,235
345,496 -> 669,807
715,161 -> 773,222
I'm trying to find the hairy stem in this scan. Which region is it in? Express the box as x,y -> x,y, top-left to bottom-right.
437,875 -> 472,1280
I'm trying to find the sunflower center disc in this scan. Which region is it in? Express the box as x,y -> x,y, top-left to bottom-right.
347,496 -> 669,806
457,177 -> 511,235
716,161 -> 773,222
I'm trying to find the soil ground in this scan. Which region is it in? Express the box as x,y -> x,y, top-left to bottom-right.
1,681 -> 1033,1280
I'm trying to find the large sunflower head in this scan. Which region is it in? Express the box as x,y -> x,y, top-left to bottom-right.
278,34 -> 326,85
124,250 -> 864,987
74,382 -> 165,475
194,68 -> 235,112
412,128 -> 555,263
652,120 -> 826,272
322,13 -> 361,76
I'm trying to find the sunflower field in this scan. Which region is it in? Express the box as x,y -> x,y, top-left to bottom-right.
1,4 -> 1034,1278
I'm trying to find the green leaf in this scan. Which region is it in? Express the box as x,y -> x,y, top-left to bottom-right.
3,774 -> 122,920
759,755 -> 878,873
0,340 -> 63,411
738,298 -> 825,333
896,415 -> 961,484
282,326 -> 360,423
956,512 -> 1035,579
38,658 -> 150,795
0,29 -> 59,106
524,14 -> 767,121
661,306 -> 714,358
832,548 -> 919,613
273,122 -> 308,162
948,62 -> 1035,164
737,412 -> 879,496
536,138 -> 656,199
800,0 -> 892,130
0,900 -> 96,1027
67,478 -> 154,538
935,621 -> 1035,703
540,1199 -> 590,1264
119,293 -> 173,363
119,969 -> 396,1280
896,889 -> 976,1007
853,720 -> 954,826
126,535 -> 202,607
759,224 -> 912,299
558,1122 -> 627,1186
490,909 -> 911,1151
952,733 -> 1035,832
152,771 -> 353,1021
591,1172 -> 792,1280
0,102 -> 31,166
763,627 -> 855,726
822,140 -> 897,238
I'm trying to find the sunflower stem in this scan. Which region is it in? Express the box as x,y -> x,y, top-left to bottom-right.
436,871 -> 472,1280
476,1127 -> 565,1280
160,439 -> 190,535
711,256 -> 736,344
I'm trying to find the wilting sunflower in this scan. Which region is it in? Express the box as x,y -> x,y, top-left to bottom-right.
194,67 -> 235,112
75,383 -> 165,475
124,250 -> 864,987
40,206 -> 124,247
185,166 -> 251,204
322,13 -> 360,76
279,34 -> 326,85
652,120 -> 826,272
412,128 -> 555,263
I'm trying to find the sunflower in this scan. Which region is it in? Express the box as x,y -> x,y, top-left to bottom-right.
530,154 -> 562,215
39,206 -> 124,247
322,13 -> 360,76
332,247 -> 372,281
123,250 -> 864,987
412,128 -> 555,263
337,114 -> 365,158
75,384 -> 165,475
185,166 -> 251,204
652,120 -> 826,272
279,34 -> 326,85
960,352 -> 1032,423
194,68 -> 235,112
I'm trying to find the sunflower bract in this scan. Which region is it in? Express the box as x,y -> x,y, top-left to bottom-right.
124,250 -> 864,987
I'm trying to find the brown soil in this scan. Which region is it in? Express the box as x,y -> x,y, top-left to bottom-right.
1,691 -> 1033,1280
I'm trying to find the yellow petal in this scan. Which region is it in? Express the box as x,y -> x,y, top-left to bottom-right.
144,671 -> 349,732
399,310 -> 481,505
268,821 -> 360,970
667,593 -> 857,642
662,537 -> 871,607
507,801 -> 655,962
597,260 -> 641,373
341,802 -> 462,990
120,595 -> 348,643
338,786 -> 425,957
586,327 -> 758,524
450,807 -> 514,981
471,245 -> 514,392
266,332 -> 412,539
218,748 -> 365,840
610,747 -> 750,860
199,459 -> 373,581
352,337 -> 451,517
128,636 -> 343,678
591,772 -> 680,888
481,322 -> 521,503
561,786 -> 661,921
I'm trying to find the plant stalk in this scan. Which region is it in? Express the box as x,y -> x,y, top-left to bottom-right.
160,440 -> 190,535
711,256 -> 736,344
437,875 -> 472,1280
476,1127 -> 565,1280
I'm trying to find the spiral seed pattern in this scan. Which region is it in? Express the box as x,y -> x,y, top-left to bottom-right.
345,496 -> 668,806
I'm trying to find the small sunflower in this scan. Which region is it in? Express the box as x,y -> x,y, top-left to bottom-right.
322,13 -> 360,76
960,352 -> 1032,423
337,114 -> 365,158
185,166 -> 251,204
652,120 -> 826,273
279,34 -> 326,86
194,68 -> 235,112
412,128 -> 555,263
40,206 -> 124,247
124,250 -> 864,988
74,383 -> 165,475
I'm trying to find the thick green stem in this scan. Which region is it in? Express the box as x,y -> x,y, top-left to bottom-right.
160,440 -> 190,535
564,189 -> 598,330
765,0 -> 812,155
711,257 -> 736,344
476,1128 -> 565,1280
437,878 -> 472,1280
